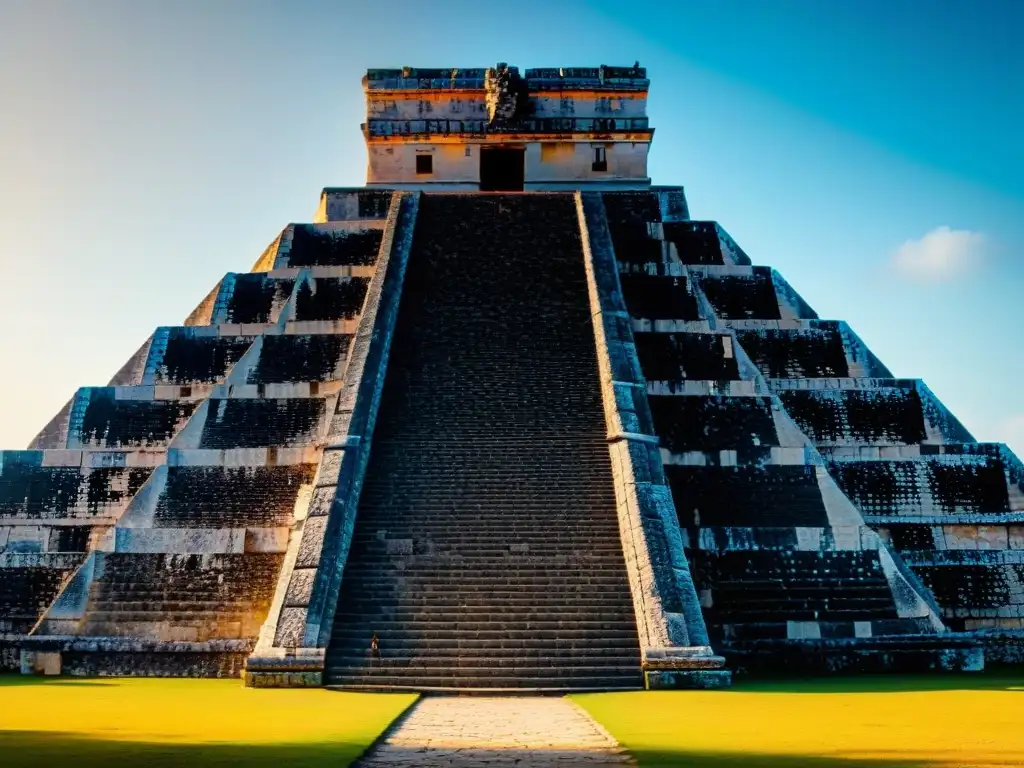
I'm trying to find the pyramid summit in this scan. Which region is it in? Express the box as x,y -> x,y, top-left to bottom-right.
1,64 -> 1020,689
361,63 -> 654,191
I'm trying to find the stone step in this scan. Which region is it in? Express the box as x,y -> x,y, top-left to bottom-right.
330,683 -> 644,694
325,671 -> 643,689
330,619 -> 639,637
339,573 -> 629,583
339,562 -> 630,573
328,632 -> 640,649
90,585 -> 269,598
722,619 -> 934,640
326,195 -> 638,687
327,659 -> 640,674
352,544 -> 626,557
336,591 -> 637,604
339,596 -> 635,609
84,618 -> 260,626
712,582 -> 893,594
717,596 -> 897,608
341,558 -> 628,569
713,609 -> 898,623
287,225 -> 383,268
87,601 -> 259,613
336,580 -> 631,593
336,588 -> 631,601
351,532 -> 623,542
712,581 -> 897,593
776,387 -> 928,447
78,620 -> 251,639
350,503 -> 621,515
348,521 -> 622,533
825,453 -> 1013,518
325,655 -> 638,671
329,618 -> 635,633
345,546 -> 628,554
326,642 -> 639,657
332,610 -> 638,625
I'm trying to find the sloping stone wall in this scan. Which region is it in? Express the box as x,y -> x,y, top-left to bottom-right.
577,191 -> 729,688
244,191 -> 419,687
598,188 -> 983,674
4,189 -> 397,677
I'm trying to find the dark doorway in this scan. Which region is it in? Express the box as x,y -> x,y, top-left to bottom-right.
479,147 -> 525,191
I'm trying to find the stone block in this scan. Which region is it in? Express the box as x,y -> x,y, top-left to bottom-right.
315,449 -> 345,487
976,526 -> 1010,550
1009,527 -> 1024,550
244,669 -> 322,688
831,526 -> 862,551
645,669 -> 732,689
296,517 -> 327,568
787,621 -> 822,639
854,621 -> 873,638
306,486 -> 336,518
944,525 -> 980,550
795,527 -> 824,551
41,450 -> 84,467
284,568 -> 316,607
272,606 -> 308,647
385,538 -> 413,555
20,650 -> 61,676
244,528 -> 289,553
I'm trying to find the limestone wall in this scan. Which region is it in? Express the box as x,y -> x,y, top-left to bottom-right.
362,64 -> 653,189
366,139 -> 651,190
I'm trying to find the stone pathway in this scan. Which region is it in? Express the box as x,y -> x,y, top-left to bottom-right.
356,696 -> 635,766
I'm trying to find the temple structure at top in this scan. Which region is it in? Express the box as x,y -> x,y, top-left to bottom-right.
363,64 -> 653,191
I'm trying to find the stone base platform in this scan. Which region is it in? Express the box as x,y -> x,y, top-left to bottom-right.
967,630 -> 1024,666
243,650 -> 325,687
14,635 -> 251,678
327,685 -> 646,695
645,669 -> 734,689
724,635 -> 985,676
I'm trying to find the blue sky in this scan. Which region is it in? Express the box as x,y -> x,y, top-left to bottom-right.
0,0 -> 1021,453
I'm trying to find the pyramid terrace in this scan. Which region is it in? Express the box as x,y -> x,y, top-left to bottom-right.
1,64 -> 1021,691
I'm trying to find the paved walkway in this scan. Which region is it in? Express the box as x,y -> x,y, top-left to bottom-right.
356,696 -> 635,766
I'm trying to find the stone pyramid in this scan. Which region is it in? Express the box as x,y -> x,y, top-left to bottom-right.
1,65 -> 1019,689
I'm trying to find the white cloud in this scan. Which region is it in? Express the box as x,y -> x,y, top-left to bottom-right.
891,226 -> 986,282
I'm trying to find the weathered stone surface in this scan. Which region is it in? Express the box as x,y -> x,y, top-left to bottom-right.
5,65 -> 1019,686
295,517 -> 328,568
601,186 -> 985,670
323,194 -> 644,690
356,697 -> 634,767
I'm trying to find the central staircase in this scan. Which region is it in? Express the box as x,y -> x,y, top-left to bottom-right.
324,194 -> 643,690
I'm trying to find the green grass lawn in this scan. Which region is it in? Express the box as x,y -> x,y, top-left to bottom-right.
5,674 -> 1022,767
0,676 -> 416,767
574,674 -> 1024,767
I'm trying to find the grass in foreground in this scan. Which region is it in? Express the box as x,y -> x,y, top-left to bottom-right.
0,676 -> 416,767
574,674 -> 1024,768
